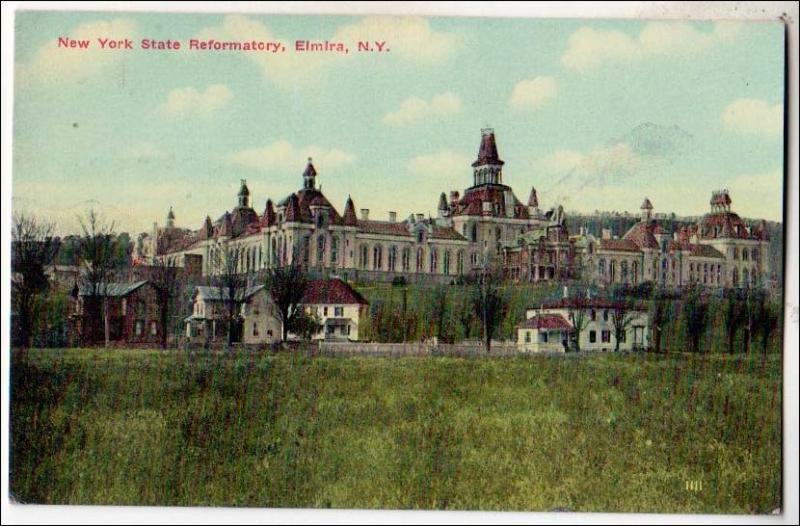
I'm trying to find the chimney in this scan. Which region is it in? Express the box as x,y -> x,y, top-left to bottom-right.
389,211 -> 397,223
602,228 -> 612,240
360,209 -> 370,221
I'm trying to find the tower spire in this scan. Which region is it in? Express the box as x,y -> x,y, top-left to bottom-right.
303,157 -> 317,190
472,128 -> 504,186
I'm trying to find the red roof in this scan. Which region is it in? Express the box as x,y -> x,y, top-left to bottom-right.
599,238 -> 640,252
518,314 -> 573,330
623,221 -> 659,249
452,185 -> 529,219
342,196 -> 358,226
699,212 -> 751,239
301,279 -> 368,305
472,129 -> 504,167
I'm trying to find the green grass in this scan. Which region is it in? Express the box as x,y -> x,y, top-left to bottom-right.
10,348 -> 781,513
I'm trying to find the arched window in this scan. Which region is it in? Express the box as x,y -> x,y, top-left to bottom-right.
621,260 -> 629,283
359,245 -> 369,269
470,224 -> 477,243
598,259 -> 606,276
402,248 -> 411,271
331,237 -> 339,267
373,245 -> 383,270
429,248 -> 438,273
316,235 -> 326,266
443,251 -> 451,275
416,248 -> 424,272
743,268 -> 750,286
742,248 -> 749,261
271,238 -> 277,266
417,230 -> 424,244
632,261 -> 639,285
470,252 -> 479,268
609,260 -> 616,282
457,251 -> 465,275
732,267 -> 739,287
388,246 -> 397,272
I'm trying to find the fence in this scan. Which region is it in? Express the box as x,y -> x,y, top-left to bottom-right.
316,340 -> 522,358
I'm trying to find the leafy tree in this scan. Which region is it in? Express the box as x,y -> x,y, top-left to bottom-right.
77,209 -> 120,347
11,212 -> 60,348
758,298 -> 780,353
289,308 -> 323,340
429,285 -> 450,343
266,262 -> 308,341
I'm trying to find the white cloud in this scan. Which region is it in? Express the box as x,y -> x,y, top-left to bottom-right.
229,140 -> 356,172
161,84 -> 233,117
722,98 -> 783,136
509,76 -> 557,110
408,150 -> 472,179
383,92 -> 462,126
196,15 -> 460,89
727,168 -> 784,220
562,21 -> 743,72
535,149 -> 585,173
122,142 -> 167,160
17,18 -> 137,85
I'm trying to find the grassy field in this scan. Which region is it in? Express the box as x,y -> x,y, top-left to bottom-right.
10,348 -> 781,513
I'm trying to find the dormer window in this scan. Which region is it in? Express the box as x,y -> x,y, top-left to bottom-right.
417,230 -> 424,244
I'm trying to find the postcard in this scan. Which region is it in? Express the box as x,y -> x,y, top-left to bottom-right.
5,3 -> 795,522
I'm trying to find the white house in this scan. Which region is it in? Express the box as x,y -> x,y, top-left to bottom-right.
184,285 -> 282,344
519,298 -> 650,353
298,279 -> 369,341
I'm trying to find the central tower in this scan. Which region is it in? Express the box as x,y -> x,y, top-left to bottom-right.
472,128 -> 504,187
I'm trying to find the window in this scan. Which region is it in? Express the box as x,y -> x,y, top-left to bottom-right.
470,224 -> 477,243
457,251 -> 464,275
150,321 -> 157,336
416,248 -> 424,272
121,298 -> 127,312
601,330 -> 611,343
253,323 -> 259,336
599,259 -> 606,276
603,310 -> 608,321
619,330 -> 626,343
417,230 -> 424,244
589,330 -> 596,343
443,251 -> 451,275
359,245 -> 368,269
135,320 -> 144,336
324,307 -> 328,317
316,235 -> 326,266
402,248 -> 411,272
331,237 -> 339,267
525,331 -> 531,343
335,306 -> 343,317
542,332 -> 549,343
388,246 -> 397,272
430,249 -> 438,273
590,309 -> 596,321
373,245 -> 383,270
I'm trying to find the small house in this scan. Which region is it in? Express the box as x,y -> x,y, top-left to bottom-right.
298,279 -> 369,341
184,285 -> 281,345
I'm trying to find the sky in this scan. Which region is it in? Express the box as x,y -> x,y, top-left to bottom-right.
11,11 -> 786,235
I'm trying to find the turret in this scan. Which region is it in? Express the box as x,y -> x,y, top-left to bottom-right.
303,157 -> 317,190
528,187 -> 540,217
640,197 -> 653,222
342,196 -> 358,226
166,206 -> 176,228
438,192 -> 450,218
238,179 -> 250,208
472,128 -> 504,186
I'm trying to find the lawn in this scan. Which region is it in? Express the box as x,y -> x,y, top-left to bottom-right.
10,348 -> 781,513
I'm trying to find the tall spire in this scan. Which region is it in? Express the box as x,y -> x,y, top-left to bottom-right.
166,206 -> 176,228
303,157 -> 317,190
472,128 -> 504,186
238,179 -> 250,208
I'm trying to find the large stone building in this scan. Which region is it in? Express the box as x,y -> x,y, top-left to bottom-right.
138,129 -> 770,290
139,129 -> 554,283
571,191 -> 770,289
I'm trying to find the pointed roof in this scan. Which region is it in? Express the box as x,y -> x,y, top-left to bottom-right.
284,194 -> 300,222
641,197 -> 653,210
528,187 -> 539,208
342,196 -> 358,226
472,128 -> 504,167
167,206 -> 175,220
438,192 -> 448,210
238,179 -> 250,196
303,158 -> 317,179
262,199 -> 276,227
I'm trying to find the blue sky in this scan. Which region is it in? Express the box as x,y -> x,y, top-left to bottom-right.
12,11 -> 785,234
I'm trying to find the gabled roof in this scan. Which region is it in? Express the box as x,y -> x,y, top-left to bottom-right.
79,281 -> 148,297
195,285 -> 265,302
688,244 -> 725,259
342,196 -> 358,226
518,314 -> 573,330
301,279 -> 368,305
623,221 -> 659,250
598,238 -> 641,253
640,198 -> 653,210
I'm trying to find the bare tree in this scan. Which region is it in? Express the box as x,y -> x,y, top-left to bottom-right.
210,243 -> 246,347
469,262 -> 508,353
77,209 -> 119,347
567,296 -> 589,352
150,258 -> 182,349
683,283 -> 709,354
11,212 -> 60,348
610,298 -> 634,353
266,261 -> 309,341
429,285 -> 449,343
721,288 -> 744,354
649,285 -> 667,353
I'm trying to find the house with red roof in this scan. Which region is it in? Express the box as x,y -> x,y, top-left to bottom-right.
296,279 -> 369,341
518,296 -> 650,353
